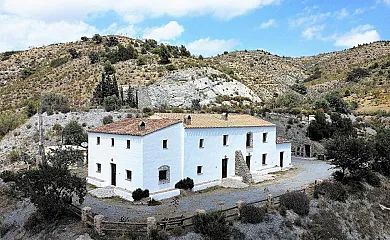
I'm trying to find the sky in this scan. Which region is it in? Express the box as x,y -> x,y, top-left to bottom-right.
0,0 -> 389,57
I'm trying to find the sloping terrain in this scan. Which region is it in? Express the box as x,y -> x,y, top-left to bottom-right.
1,36 -> 390,113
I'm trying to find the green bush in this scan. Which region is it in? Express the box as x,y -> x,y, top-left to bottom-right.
0,113 -> 26,139
363,171 -> 381,187
24,212 -> 44,234
0,170 -> 17,182
193,211 -> 231,240
50,57 -> 68,68
7,150 -> 20,163
102,115 -> 113,125
132,188 -> 149,201
149,229 -> 168,240
309,210 -> 346,240
63,120 -> 87,146
103,95 -> 121,112
165,64 -> 178,71
279,191 -> 310,216
41,92 -> 70,114
240,204 -> 268,223
142,107 -> 152,113
175,177 -> 194,190
313,181 -> 347,202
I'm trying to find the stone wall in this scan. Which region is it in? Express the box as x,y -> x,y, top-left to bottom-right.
234,150 -> 253,183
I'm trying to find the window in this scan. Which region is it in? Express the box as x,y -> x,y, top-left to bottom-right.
223,135 -> 229,146
126,170 -> 132,181
199,139 -> 204,148
158,165 -> 170,184
262,133 -> 268,143
159,170 -> 167,181
111,138 -> 115,147
97,137 -> 100,145
163,139 -> 168,149
262,154 -> 267,165
197,166 -> 203,175
127,140 -> 131,149
246,132 -> 253,148
96,163 -> 101,173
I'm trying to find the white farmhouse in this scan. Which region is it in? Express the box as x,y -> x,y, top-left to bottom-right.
87,113 -> 291,200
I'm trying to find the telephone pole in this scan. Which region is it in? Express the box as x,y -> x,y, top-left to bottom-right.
38,92 -> 44,165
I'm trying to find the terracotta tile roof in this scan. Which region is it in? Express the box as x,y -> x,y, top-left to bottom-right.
89,118 -> 182,136
151,113 -> 275,128
277,137 -> 291,144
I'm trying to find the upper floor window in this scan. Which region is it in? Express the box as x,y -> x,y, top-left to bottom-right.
262,133 -> 268,143
223,135 -> 229,146
127,140 -> 131,149
111,138 -> 115,147
97,137 -> 100,145
163,139 -> 168,149
199,139 -> 204,148
96,163 -> 101,173
246,132 -> 253,148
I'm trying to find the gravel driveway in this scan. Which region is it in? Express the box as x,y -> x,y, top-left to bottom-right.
81,157 -> 334,221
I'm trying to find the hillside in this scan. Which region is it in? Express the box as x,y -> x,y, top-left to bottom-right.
1,36 -> 390,114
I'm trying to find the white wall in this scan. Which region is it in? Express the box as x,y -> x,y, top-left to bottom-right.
87,132 -> 144,191
276,143 -> 292,168
142,123 -> 184,193
183,126 -> 277,184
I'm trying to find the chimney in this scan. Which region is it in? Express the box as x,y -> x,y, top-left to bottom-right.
184,115 -> 192,125
138,121 -> 146,131
221,112 -> 229,121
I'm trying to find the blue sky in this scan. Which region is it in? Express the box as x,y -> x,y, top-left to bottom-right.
0,0 -> 389,57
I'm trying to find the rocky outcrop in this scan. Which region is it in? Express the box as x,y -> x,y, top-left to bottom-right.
128,68 -> 261,108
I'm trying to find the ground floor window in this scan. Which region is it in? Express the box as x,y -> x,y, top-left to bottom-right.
158,165 -> 170,184
96,163 -> 101,173
262,153 -> 267,165
126,170 -> 132,181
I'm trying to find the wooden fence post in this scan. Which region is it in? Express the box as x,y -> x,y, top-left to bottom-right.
94,215 -> 104,235
82,207 -> 91,227
236,200 -> 245,217
147,217 -> 157,239
267,194 -> 273,208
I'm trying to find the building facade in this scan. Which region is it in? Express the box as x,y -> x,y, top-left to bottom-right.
87,113 -> 291,200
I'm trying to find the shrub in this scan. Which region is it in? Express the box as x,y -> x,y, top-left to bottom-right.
24,212 -> 44,234
240,204 -> 268,223
142,107 -> 152,113
50,57 -> 68,68
309,210 -> 346,240
7,150 -> 20,163
279,191 -> 310,216
103,95 -> 121,112
89,52 -> 100,64
313,181 -> 347,202
193,211 -> 231,240
41,92 -> 70,114
63,120 -> 87,146
363,171 -> 381,187
132,188 -> 149,201
291,83 -> 307,95
165,64 -> 178,71
346,68 -> 370,82
92,34 -> 103,44
102,115 -> 113,125
137,56 -> 146,66
0,170 -> 17,182
175,177 -> 194,190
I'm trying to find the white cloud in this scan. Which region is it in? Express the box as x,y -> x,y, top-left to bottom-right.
333,24 -> 381,48
382,0 -> 390,5
335,8 -> 349,19
0,14 -> 97,52
143,21 -> 184,41
302,25 -> 325,40
1,0 -> 279,22
259,19 -> 276,29
289,12 -> 331,27
187,37 -> 239,57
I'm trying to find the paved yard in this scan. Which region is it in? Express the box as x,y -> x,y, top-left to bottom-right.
81,157 -> 334,221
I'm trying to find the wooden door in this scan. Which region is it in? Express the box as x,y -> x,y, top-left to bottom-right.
222,158 -> 228,178
111,163 -> 116,186
245,156 -> 251,170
